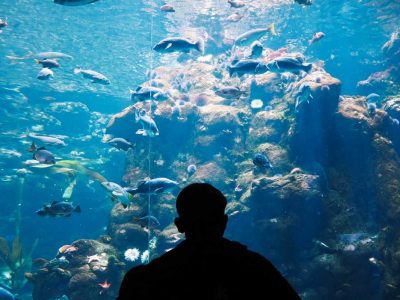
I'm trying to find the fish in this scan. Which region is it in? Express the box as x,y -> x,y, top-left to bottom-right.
28,133 -> 67,148
214,86 -> 242,99
234,24 -> 276,46
266,56 -> 312,74
36,201 -> 81,217
37,68 -> 54,80
7,51 -> 73,61
309,32 -> 325,45
295,0 -> 312,5
130,86 -> 169,102
153,37 -> 205,54
293,83 -> 313,110
0,19 -> 8,34
226,12 -> 244,22
35,58 -> 60,69
249,41 -> 263,58
28,143 -> 56,164
0,287 -> 16,300
227,59 -> 268,77
74,68 -> 110,85
125,178 -> 179,196
135,109 -> 159,137
54,0 -> 100,5
58,245 -> 78,255
228,0 -> 245,8
160,4 -> 175,12
133,215 -> 161,229
107,137 -> 133,151
252,153 -> 273,168
101,181 -> 132,208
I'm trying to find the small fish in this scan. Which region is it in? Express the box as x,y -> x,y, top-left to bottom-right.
37,68 -> 54,80
226,12 -> 243,22
228,0 -> 245,8
133,215 -> 161,229
58,244 -> 78,255
125,178 -> 178,196
294,83 -> 313,110
249,41 -> 263,58
308,32 -> 325,45
228,59 -> 268,77
186,164 -> 197,176
160,4 -> 175,12
74,68 -> 110,85
135,109 -> 159,137
0,19 -> 8,34
295,0 -> 312,5
266,56 -> 312,74
54,0 -> 100,5
107,137 -> 133,151
153,37 -> 205,54
35,59 -> 60,69
36,201 -> 81,217
101,181 -> 132,208
234,24 -> 276,46
215,86 -> 242,99
252,153 -> 272,168
28,143 -> 56,164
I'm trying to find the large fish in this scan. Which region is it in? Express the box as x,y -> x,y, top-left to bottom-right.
7,51 -> 72,61
153,37 -> 205,54
266,56 -> 312,74
54,0 -> 100,5
234,24 -> 276,46
130,86 -> 169,102
36,201 -> 81,217
227,59 -> 268,77
125,178 -> 178,196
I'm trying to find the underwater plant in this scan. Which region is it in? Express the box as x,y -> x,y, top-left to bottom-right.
0,235 -> 38,290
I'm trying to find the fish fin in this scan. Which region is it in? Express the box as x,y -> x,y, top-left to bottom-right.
196,38 -> 205,53
73,68 -> 81,75
74,205 -> 81,213
28,142 -> 36,152
165,43 -> 173,50
136,129 -> 147,136
269,23 -> 277,36
135,85 -> 142,92
303,63 -> 313,73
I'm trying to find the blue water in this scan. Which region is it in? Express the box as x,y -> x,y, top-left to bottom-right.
0,0 -> 400,299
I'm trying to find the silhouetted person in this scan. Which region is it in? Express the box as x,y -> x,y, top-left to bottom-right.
118,183 -> 301,300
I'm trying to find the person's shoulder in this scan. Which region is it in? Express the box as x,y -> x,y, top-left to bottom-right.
223,238 -> 275,266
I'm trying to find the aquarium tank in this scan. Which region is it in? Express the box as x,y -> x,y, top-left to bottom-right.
0,0 -> 400,299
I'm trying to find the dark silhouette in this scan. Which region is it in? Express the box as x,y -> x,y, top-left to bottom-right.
118,183 -> 301,300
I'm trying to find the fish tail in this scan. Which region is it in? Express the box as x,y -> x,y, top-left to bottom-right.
74,205 -> 81,213
303,63 -> 313,73
269,23 -> 277,36
35,59 -> 40,64
73,67 -> 81,74
27,142 -> 36,152
125,187 -> 138,196
196,38 -> 205,53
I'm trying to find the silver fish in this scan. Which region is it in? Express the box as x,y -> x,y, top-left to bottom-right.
135,109 -> 159,137
74,68 -> 110,85
234,24 -> 276,46
37,68 -> 53,80
54,0 -> 100,5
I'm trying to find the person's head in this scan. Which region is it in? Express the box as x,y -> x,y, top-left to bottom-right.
174,183 -> 228,240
